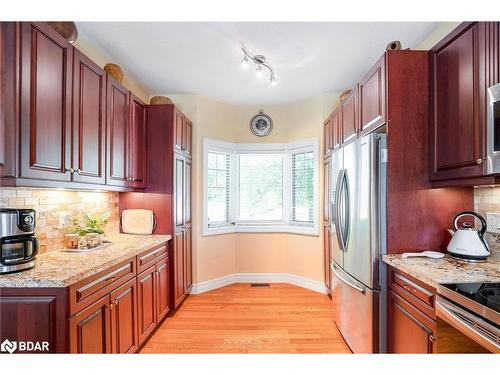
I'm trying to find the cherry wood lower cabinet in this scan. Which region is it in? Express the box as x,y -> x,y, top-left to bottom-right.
110,278 -> 139,354
137,256 -> 170,346
69,295 -> 112,354
387,290 -> 436,353
387,267 -> 492,354
387,267 -> 437,353
0,241 -> 170,353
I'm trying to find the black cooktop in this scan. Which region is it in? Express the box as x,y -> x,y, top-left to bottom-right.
441,282 -> 500,313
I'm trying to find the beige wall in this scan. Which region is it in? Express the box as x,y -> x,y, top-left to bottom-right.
74,34 -> 149,102
415,22 -> 461,50
67,22 -> 460,284
165,93 -> 340,283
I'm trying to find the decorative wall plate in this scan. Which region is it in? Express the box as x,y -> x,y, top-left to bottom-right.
250,110 -> 273,137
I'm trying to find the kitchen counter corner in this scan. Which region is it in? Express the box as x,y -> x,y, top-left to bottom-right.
383,253 -> 500,288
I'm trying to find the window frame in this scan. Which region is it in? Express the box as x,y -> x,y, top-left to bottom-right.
203,137 -> 319,236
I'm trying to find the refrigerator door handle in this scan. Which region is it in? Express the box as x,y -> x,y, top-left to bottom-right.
331,261 -> 366,294
334,169 -> 345,251
343,169 -> 351,251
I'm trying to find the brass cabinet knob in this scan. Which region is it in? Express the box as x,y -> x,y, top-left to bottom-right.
477,159 -> 483,165
66,168 -> 75,173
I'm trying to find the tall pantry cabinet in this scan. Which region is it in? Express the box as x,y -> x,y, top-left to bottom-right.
120,104 -> 193,310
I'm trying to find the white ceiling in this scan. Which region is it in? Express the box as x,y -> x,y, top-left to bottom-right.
77,22 -> 438,105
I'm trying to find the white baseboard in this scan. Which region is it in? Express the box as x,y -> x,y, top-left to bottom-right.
190,273 -> 328,295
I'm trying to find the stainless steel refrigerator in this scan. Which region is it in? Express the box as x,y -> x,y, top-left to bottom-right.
329,132 -> 387,353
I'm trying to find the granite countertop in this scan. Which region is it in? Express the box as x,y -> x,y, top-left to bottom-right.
0,233 -> 171,288
383,254 -> 500,289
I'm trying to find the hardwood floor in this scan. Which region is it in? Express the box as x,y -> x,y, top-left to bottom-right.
140,283 -> 351,353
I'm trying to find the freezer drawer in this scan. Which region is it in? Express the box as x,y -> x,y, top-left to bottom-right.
331,261 -> 379,353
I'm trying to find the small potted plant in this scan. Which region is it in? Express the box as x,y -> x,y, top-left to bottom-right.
71,211 -> 110,247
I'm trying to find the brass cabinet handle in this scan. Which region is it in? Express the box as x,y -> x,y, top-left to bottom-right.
114,300 -> 119,306
429,335 -> 437,343
477,159 -> 483,164
66,168 -> 75,173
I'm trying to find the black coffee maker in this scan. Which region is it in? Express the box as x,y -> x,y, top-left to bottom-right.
0,208 -> 39,273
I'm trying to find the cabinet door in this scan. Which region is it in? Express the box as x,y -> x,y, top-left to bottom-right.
174,109 -> 184,152
387,291 -> 436,354
19,22 -> 72,182
155,257 -> 170,322
430,23 -> 483,180
106,75 -> 129,186
323,222 -> 331,293
110,278 -> 138,354
332,108 -> 342,150
184,225 -> 193,292
323,156 -> 331,222
359,54 -> 386,134
323,116 -> 332,156
183,118 -> 192,159
69,295 -> 111,354
184,157 -> 192,226
72,48 -> 106,185
0,24 -> 4,168
341,88 -> 358,143
173,230 -> 186,308
174,154 -> 185,230
137,265 -> 157,345
129,94 -> 147,189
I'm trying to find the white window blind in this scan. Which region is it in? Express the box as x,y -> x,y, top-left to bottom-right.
238,154 -> 283,222
207,151 -> 231,226
203,138 -> 319,236
291,151 -> 314,224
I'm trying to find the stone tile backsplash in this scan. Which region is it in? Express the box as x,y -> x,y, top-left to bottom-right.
474,186 -> 500,259
0,187 -> 119,254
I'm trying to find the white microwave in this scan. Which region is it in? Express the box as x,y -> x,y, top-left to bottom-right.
487,83 -> 500,174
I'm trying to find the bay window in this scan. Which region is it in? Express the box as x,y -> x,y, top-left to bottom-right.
203,138 -> 319,236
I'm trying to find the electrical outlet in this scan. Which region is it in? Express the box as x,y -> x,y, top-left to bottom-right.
486,213 -> 500,234
57,212 -> 71,229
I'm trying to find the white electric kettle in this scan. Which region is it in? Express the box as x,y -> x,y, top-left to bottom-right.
447,211 -> 490,261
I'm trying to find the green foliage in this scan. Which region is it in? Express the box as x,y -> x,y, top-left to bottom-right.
71,211 -> 110,236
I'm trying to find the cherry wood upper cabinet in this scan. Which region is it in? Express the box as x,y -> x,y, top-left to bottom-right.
429,22 -> 500,185
174,109 -> 184,152
430,23 -> 483,181
106,74 -> 129,187
341,88 -> 358,143
332,108 -> 342,150
323,115 -> 332,156
129,94 -> 147,189
19,22 -> 73,182
72,49 -> 106,185
359,54 -> 386,134
183,118 -> 193,159
0,24 -> 4,168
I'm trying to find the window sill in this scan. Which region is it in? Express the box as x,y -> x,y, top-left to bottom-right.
203,225 -> 319,237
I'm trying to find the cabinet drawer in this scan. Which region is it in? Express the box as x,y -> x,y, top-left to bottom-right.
137,244 -> 168,273
388,267 -> 436,319
70,258 -> 136,315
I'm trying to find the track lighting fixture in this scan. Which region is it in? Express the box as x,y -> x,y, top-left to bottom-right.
240,46 -> 277,86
